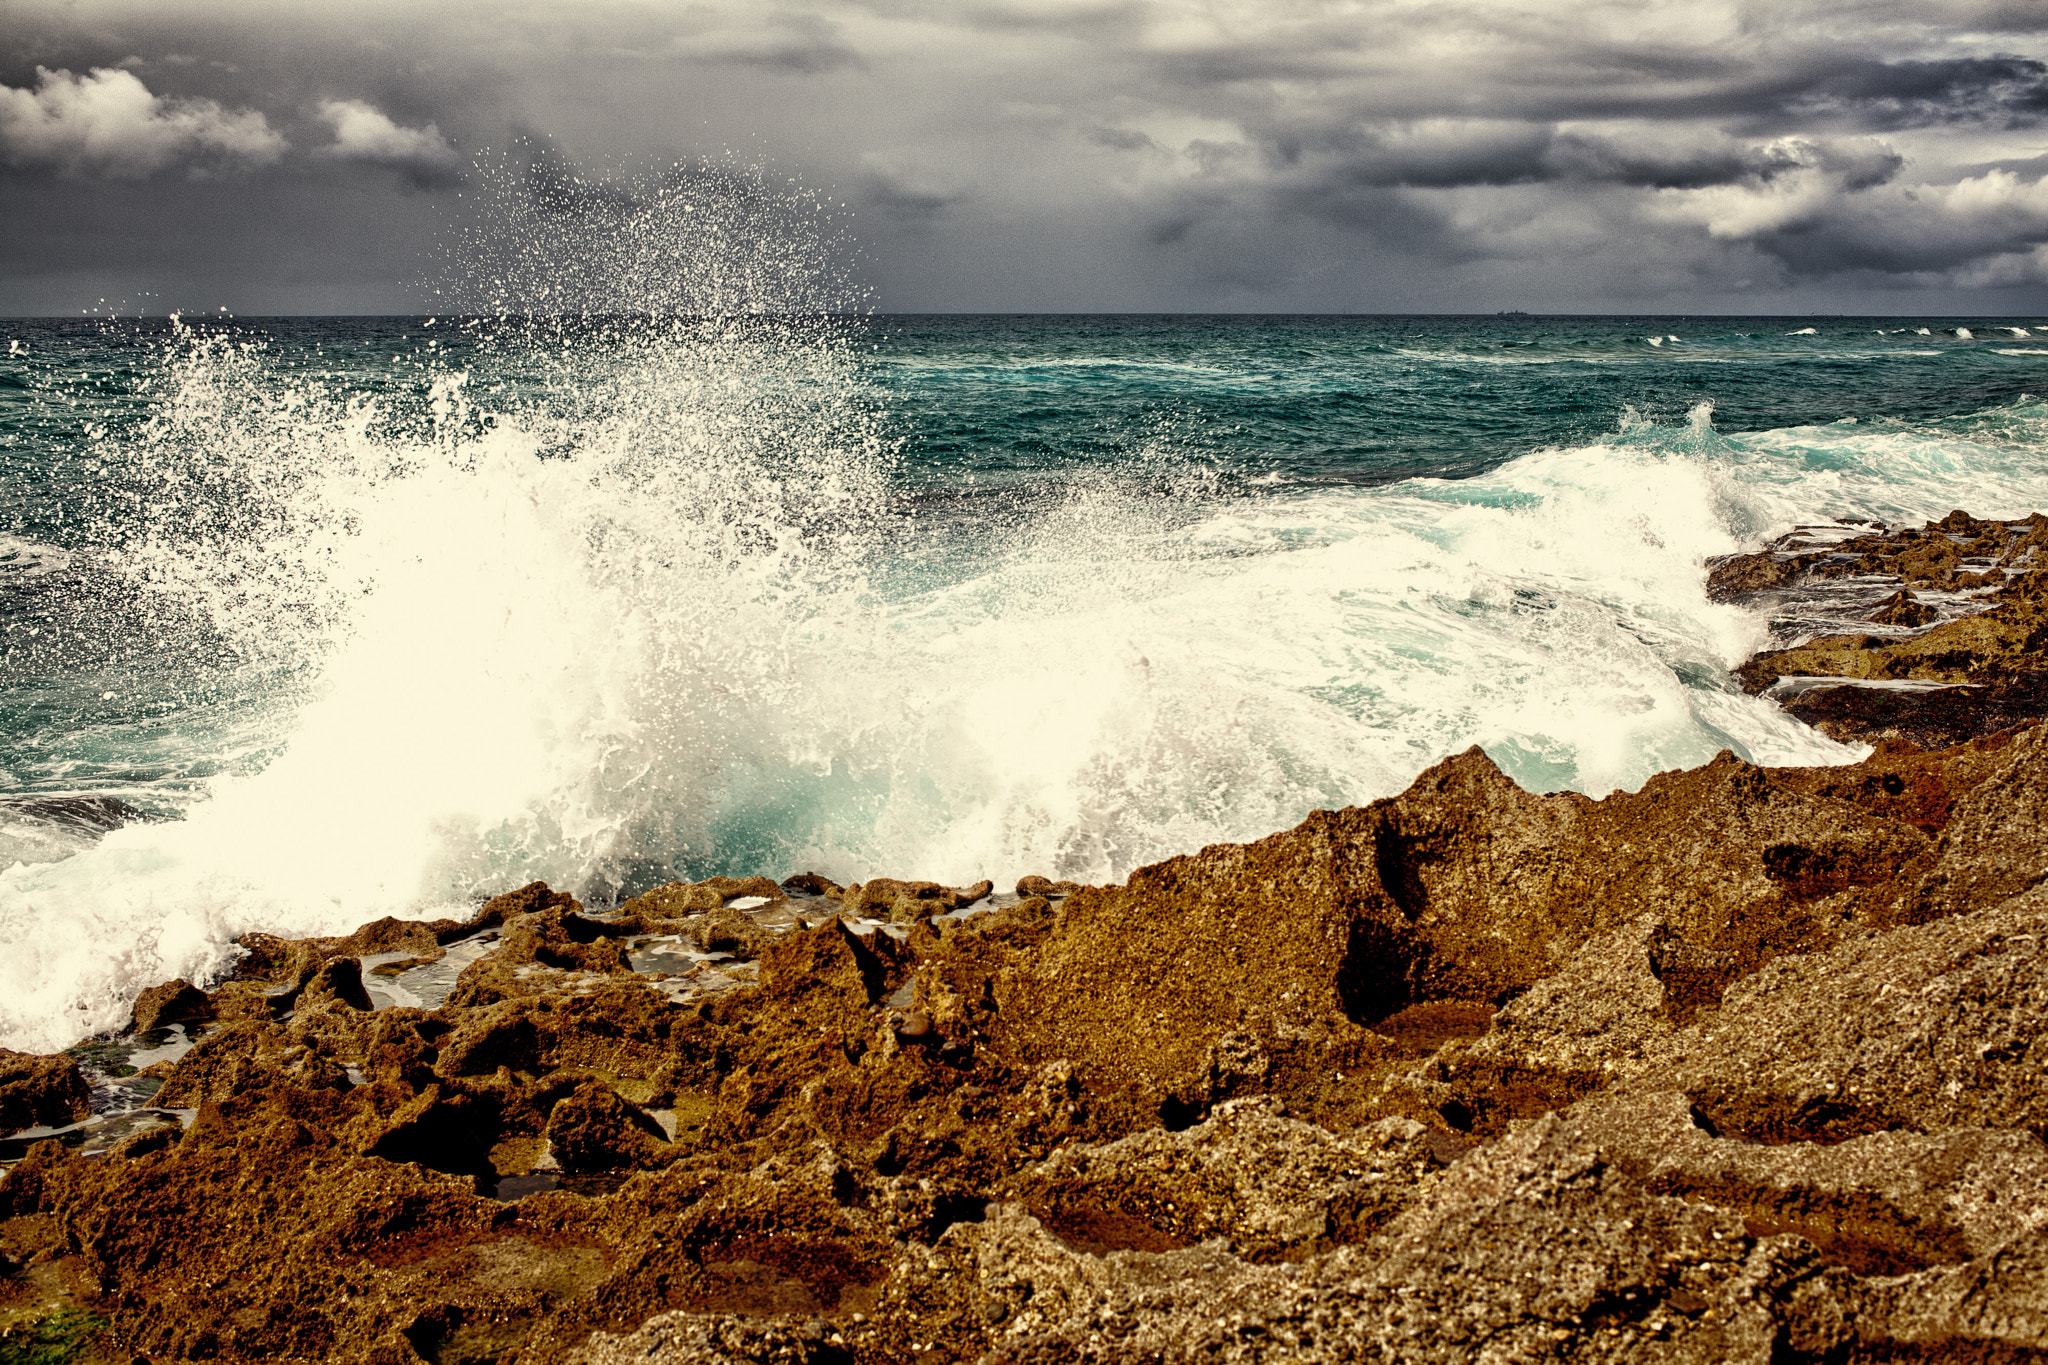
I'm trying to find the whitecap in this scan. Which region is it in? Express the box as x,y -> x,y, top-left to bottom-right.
0,536 -> 71,581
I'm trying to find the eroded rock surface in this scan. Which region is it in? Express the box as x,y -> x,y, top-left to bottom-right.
1712,510 -> 2048,747
9,677 -> 2048,1358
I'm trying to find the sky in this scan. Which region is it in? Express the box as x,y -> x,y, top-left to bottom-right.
3,0 -> 2048,315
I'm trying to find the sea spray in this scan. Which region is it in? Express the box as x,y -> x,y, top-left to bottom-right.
8,300 -> 2048,1048
0,164 -> 892,1049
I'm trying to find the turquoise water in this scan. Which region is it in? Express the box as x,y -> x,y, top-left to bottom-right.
5,308 -> 2048,1049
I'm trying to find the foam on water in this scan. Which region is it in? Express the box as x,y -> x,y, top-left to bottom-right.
8,381 -> 2039,1050
0,536 -> 69,582
6,195 -> 2048,1048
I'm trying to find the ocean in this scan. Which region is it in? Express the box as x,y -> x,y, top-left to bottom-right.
6,307 -> 2048,1052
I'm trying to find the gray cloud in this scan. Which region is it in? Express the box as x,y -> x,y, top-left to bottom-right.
2,0 -> 2047,314
860,163 -> 970,224
0,65 -> 283,178
664,9 -> 861,72
1788,55 -> 2048,128
318,99 -> 462,189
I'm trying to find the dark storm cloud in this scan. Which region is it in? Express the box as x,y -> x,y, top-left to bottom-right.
1229,123 -> 1905,194
861,168 -> 969,224
1789,55 -> 2048,127
4,0 -> 2048,313
520,140 -> 641,220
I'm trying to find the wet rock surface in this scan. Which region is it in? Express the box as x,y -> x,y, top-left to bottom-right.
11,517 -> 2048,1360
1712,510 -> 2048,747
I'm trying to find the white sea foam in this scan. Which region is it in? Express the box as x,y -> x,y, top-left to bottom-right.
7,378 -> 2046,1050
0,536 -> 71,581
6,204 -> 2048,1050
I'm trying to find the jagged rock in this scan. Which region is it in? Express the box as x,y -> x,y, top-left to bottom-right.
572,1314 -> 842,1365
1014,875 -> 1081,897
1867,587 -> 1940,627
842,878 -> 954,921
334,914 -> 446,959
0,1049 -> 89,1134
1625,880 -> 2048,1142
624,877 -> 788,924
952,744 -> 1935,1122
493,901 -> 633,975
153,1022 -> 353,1108
1575,1091 -> 2048,1272
1708,512 -> 2048,746
687,903 -> 778,955
805,1108 -> 2048,1363
1785,670 -> 2048,749
299,956 -> 374,1013
546,1078 -> 672,1173
1005,1097 -> 1434,1260
125,978 -> 216,1034
1893,722 -> 2048,920
24,695 -> 2048,1365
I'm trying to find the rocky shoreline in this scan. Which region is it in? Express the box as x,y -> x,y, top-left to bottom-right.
6,512 -> 2048,1363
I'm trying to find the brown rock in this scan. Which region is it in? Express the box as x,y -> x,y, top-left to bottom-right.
469,879 -> 580,931
842,877 -> 953,919
687,903 -> 776,955
153,1020 -> 352,1108
753,918 -> 888,1030
1013,875 -> 1081,897
1575,1090 -> 2048,1273
492,898 -> 633,975
1893,722 -> 2048,920
334,915 -> 445,960
573,1315 -> 841,1365
1866,587 -> 1940,627
126,978 -> 216,1034
1780,673 -> 2048,750
1628,880 -> 2048,1142
39,704 -> 2048,1365
960,745 -> 1933,1121
0,1049 -> 89,1135
1711,512 -> 2048,750
1007,1097 -> 1434,1260
298,956 -> 374,1013
545,1078 -> 672,1172
1705,546 -> 1806,598
624,878 -> 788,927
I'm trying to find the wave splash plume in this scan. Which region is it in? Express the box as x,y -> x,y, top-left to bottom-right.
0,164 -> 894,1048
5,175 -> 2048,1048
